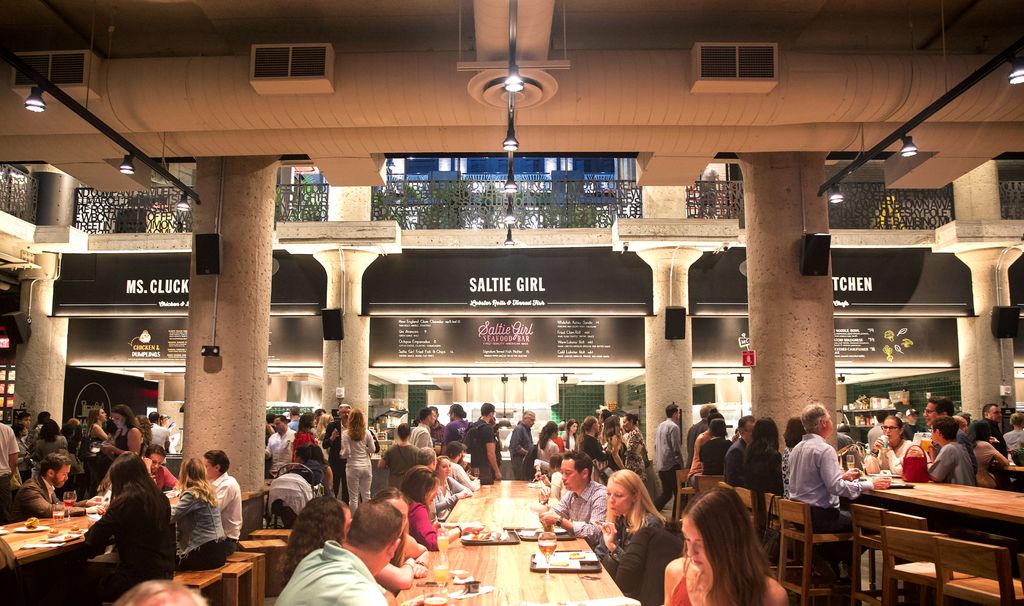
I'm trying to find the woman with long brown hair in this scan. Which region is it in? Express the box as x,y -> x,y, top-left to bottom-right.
665,488 -> 787,606
101,404 -> 143,459
401,466 -> 461,551
171,458 -> 228,570
341,408 -> 376,511
291,412 -> 318,460
281,496 -> 351,588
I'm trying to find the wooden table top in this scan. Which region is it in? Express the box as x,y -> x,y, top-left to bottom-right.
1,514 -> 97,564
864,482 -> 1024,525
396,482 -> 624,606
996,465 -> 1024,474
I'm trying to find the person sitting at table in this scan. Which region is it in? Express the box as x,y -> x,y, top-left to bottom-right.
432,455 -> 472,521
863,415 -> 912,476
924,396 -> 978,475
11,453 -> 95,521
968,420 -> 1011,489
922,416 -> 976,486
105,580 -> 207,606
686,411 -> 725,481
538,453 -> 566,503
695,418 -> 730,479
297,444 -> 334,497
373,487 -> 430,595
597,469 -> 680,606
442,442 -> 480,492
1005,412 -> 1024,453
538,451 -> 608,549
144,444 -> 178,492
400,465 -> 461,551
416,447 -> 437,471
202,449 -> 242,556
281,496 -> 351,589
664,488 -> 788,606
83,453 -> 175,603
171,458 -> 228,570
277,498 -> 404,606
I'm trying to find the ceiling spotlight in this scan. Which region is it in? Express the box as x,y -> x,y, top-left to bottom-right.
504,170 -> 517,193
899,135 -> 918,157
463,375 -> 471,384
827,186 -> 844,204
837,374 -> 846,384
504,68 -> 524,93
503,112 -> 519,151
736,374 -> 745,383
501,375 -> 509,383
119,154 -> 136,175
176,194 -> 191,212
560,374 -> 568,384
520,374 -> 527,383
503,200 -> 515,226
1010,56 -> 1024,85
24,86 -> 46,112
504,225 -> 515,247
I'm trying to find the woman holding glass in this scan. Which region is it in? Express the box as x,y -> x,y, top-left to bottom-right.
400,466 -> 461,551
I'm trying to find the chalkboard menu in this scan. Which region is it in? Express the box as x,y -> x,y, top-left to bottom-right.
369,316 -> 645,367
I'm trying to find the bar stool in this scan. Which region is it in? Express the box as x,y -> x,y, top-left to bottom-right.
248,528 -> 291,540
850,504 -> 886,606
239,539 -> 288,598
694,474 -> 724,494
935,536 -> 1024,605
880,526 -> 955,606
777,499 -> 853,606
227,550 -> 266,606
672,469 -> 695,523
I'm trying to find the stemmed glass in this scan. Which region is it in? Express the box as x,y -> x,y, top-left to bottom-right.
537,531 -> 558,580
63,490 -> 77,511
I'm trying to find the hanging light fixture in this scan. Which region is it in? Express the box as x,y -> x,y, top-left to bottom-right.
503,116 -> 519,151
504,153 -> 517,193
119,154 -> 136,175
24,86 -> 46,112
1009,56 -> 1024,85
175,194 -> 191,212
827,186 -> 844,204
899,135 -> 918,157
504,0 -> 524,93
504,225 -> 515,246
504,197 -> 515,225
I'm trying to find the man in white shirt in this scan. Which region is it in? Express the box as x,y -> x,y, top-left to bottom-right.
266,416 -> 296,476
204,449 -> 243,554
0,420 -> 19,523
409,408 -> 434,449
148,412 -> 170,450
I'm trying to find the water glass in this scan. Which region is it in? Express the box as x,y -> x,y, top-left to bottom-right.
844,453 -> 856,471
52,503 -> 66,523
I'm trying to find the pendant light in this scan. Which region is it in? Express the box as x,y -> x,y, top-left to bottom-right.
24,86 -> 46,112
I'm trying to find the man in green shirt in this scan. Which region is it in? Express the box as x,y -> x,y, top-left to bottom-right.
277,499 -> 404,606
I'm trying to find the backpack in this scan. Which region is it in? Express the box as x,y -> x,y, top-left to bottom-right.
464,420 -> 489,460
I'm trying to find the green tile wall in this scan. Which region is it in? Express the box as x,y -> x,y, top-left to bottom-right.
407,385 -> 439,422
552,385 -> 606,428
368,382 -> 395,401
845,370 -> 962,431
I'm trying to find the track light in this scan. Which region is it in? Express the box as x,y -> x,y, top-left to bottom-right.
827,186 -> 844,204
899,135 -> 918,157
119,154 -> 135,175
560,374 -> 568,384
504,67 -> 524,93
24,86 -> 46,112
176,195 -> 191,212
504,225 -> 515,247
837,374 -> 846,384
1010,56 -> 1024,85
504,169 -> 517,193
520,374 -> 527,383
503,123 -> 519,152
501,375 -> 509,383
463,375 -> 471,384
504,199 -> 515,226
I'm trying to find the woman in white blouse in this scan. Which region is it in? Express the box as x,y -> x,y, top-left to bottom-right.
863,415 -> 912,476
339,409 -> 376,511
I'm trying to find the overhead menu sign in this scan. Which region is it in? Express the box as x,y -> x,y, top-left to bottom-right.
688,248 -> 973,316
362,249 -> 653,316
54,252 -> 327,316
369,316 -> 644,367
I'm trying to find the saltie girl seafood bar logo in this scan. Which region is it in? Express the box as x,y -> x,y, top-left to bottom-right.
477,320 -> 534,346
130,329 -> 162,358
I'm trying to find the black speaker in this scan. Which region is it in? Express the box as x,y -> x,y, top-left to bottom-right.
991,306 -> 1021,339
665,306 -> 686,340
194,233 -> 221,275
800,233 -> 831,276
322,308 -> 343,340
1,311 -> 30,344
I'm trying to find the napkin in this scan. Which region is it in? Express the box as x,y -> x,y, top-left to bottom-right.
87,513 -> 102,522
450,585 -> 493,600
520,599 -> 640,606
19,543 -> 58,550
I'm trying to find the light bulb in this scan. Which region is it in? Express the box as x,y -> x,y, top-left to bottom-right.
24,87 -> 46,112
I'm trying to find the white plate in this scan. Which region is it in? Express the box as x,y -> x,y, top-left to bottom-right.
449,569 -> 470,577
13,525 -> 50,533
0,529 -> 8,535
45,533 -> 82,543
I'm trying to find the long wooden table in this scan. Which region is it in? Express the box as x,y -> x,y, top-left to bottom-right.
863,482 -> 1024,526
0,513 -> 97,564
396,482 -> 624,606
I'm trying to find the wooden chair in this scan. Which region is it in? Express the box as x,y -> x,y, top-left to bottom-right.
935,536 -> 1024,605
850,504 -> 887,606
880,526 -> 954,606
694,474 -> 724,494
880,510 -> 928,531
777,499 -> 853,606
728,485 -> 760,528
227,551 -> 266,606
239,539 -> 288,598
672,469 -> 695,523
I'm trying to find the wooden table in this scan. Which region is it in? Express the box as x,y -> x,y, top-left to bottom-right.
863,482 -> 1024,526
396,482 -> 623,606
0,514 -> 96,564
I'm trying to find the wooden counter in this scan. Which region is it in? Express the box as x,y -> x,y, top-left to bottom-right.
0,514 -> 96,564
864,482 -> 1024,526
396,482 -> 623,606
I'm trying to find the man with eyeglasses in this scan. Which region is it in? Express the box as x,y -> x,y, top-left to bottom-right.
923,397 -> 978,475
864,416 -> 911,476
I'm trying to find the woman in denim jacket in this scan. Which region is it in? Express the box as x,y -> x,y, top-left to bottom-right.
171,457 -> 228,570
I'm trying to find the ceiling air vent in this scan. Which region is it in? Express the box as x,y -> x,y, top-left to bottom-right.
10,50 -> 103,98
250,43 -> 335,95
690,43 -> 778,94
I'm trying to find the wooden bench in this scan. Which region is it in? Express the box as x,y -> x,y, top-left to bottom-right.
227,550 -> 266,606
239,539 -> 288,597
174,569 -> 225,606
248,528 -> 291,540
220,561 -> 255,606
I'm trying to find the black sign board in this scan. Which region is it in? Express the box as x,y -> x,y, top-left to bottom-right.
688,248 -> 973,316
361,249 -> 653,316
54,251 -> 327,316
67,316 -> 323,367
63,366 -> 158,420
691,317 -> 959,368
369,316 -> 645,368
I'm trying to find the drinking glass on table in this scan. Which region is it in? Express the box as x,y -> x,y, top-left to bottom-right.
63,490 -> 77,510
537,531 -> 558,580
432,556 -> 449,588
844,453 -> 856,471
52,502 -> 66,523
437,531 -> 450,554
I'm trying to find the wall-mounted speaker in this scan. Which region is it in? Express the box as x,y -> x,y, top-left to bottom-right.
194,233 -> 221,275
0,312 -> 30,344
665,306 -> 686,340
800,233 -> 831,276
322,308 -> 343,340
991,306 -> 1020,339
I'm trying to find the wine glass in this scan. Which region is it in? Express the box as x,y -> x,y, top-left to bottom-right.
63,490 -> 77,510
537,531 -> 558,580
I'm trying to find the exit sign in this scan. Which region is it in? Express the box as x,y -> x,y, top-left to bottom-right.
742,350 -> 756,367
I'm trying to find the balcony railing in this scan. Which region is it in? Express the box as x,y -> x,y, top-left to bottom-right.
0,165 -> 38,223
371,178 -> 642,229
1000,181 -> 1024,220
275,183 -> 330,223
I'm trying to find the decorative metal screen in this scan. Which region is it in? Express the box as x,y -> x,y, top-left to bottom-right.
827,183 -> 954,230
1000,181 -> 1024,220
275,183 -> 329,222
371,178 -> 642,230
684,181 -> 744,220
0,165 -> 37,223
74,186 -> 192,234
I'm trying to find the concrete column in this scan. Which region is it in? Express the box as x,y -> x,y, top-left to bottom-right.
955,247 -> 1020,417
339,250 -> 378,416
340,187 -> 372,221
952,161 -> 1001,221
738,152 -> 836,425
315,250 -> 343,412
14,253 -> 67,421
183,156 -> 277,492
641,186 -> 686,219
637,247 -> 703,458
34,170 -> 77,227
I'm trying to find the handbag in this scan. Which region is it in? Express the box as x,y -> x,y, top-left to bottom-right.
760,494 -> 781,564
902,451 -> 929,483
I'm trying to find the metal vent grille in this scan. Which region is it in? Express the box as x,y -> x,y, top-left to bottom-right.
700,46 -> 737,78
252,47 -> 291,78
13,55 -> 50,86
738,46 -> 775,78
50,53 -> 86,84
290,46 -> 327,77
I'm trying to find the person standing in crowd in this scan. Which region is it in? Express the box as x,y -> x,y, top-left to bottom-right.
924,416 -> 976,485
144,444 -> 178,492
102,405 -> 144,459
865,410 -> 889,452
61,418 -> 86,495
84,453 -> 175,603
695,418 -> 730,478
0,417 -> 19,523
315,409 -> 332,443
653,404 -> 683,512
341,408 -> 376,511
563,418 -> 578,452
28,411 -> 50,446
13,453 -> 94,521
427,406 -> 445,445
864,415 -> 912,476
538,451 -> 608,549
148,412 -> 170,450
203,449 -> 242,555
14,422 -> 31,483
380,423 -> 420,489
409,408 -> 434,450
442,441 -> 480,491
443,403 -> 470,445
171,458 -> 228,570
32,418 -> 67,463
924,396 -> 978,475
579,416 -> 610,478
664,488 -> 788,606
85,407 -> 111,496
602,418 -> 626,480
291,413 -> 318,460
401,466 -> 462,551
621,413 -> 647,478
983,403 -> 1009,457
687,411 -> 725,481
536,421 -> 561,471
135,415 -> 154,452
744,418 -> 784,497
1005,412 -> 1024,453
323,403 -> 352,502
723,415 -> 755,487
466,403 -> 502,485
781,417 -> 803,499
903,408 -> 920,441
685,404 -> 717,470
287,406 -> 301,432
266,415 -> 296,477
967,420 -> 1009,488
508,410 -> 536,480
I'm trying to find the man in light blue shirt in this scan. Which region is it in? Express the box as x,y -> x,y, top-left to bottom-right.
539,451 -> 608,548
653,403 -> 683,511
277,498 -> 403,606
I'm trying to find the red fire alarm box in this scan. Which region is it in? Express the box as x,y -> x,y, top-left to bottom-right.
742,350 -> 756,367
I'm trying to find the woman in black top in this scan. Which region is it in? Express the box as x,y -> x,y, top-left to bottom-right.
745,418 -> 784,496
698,418 -> 731,476
101,405 -> 144,460
578,416 -> 610,479
84,453 -> 175,602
